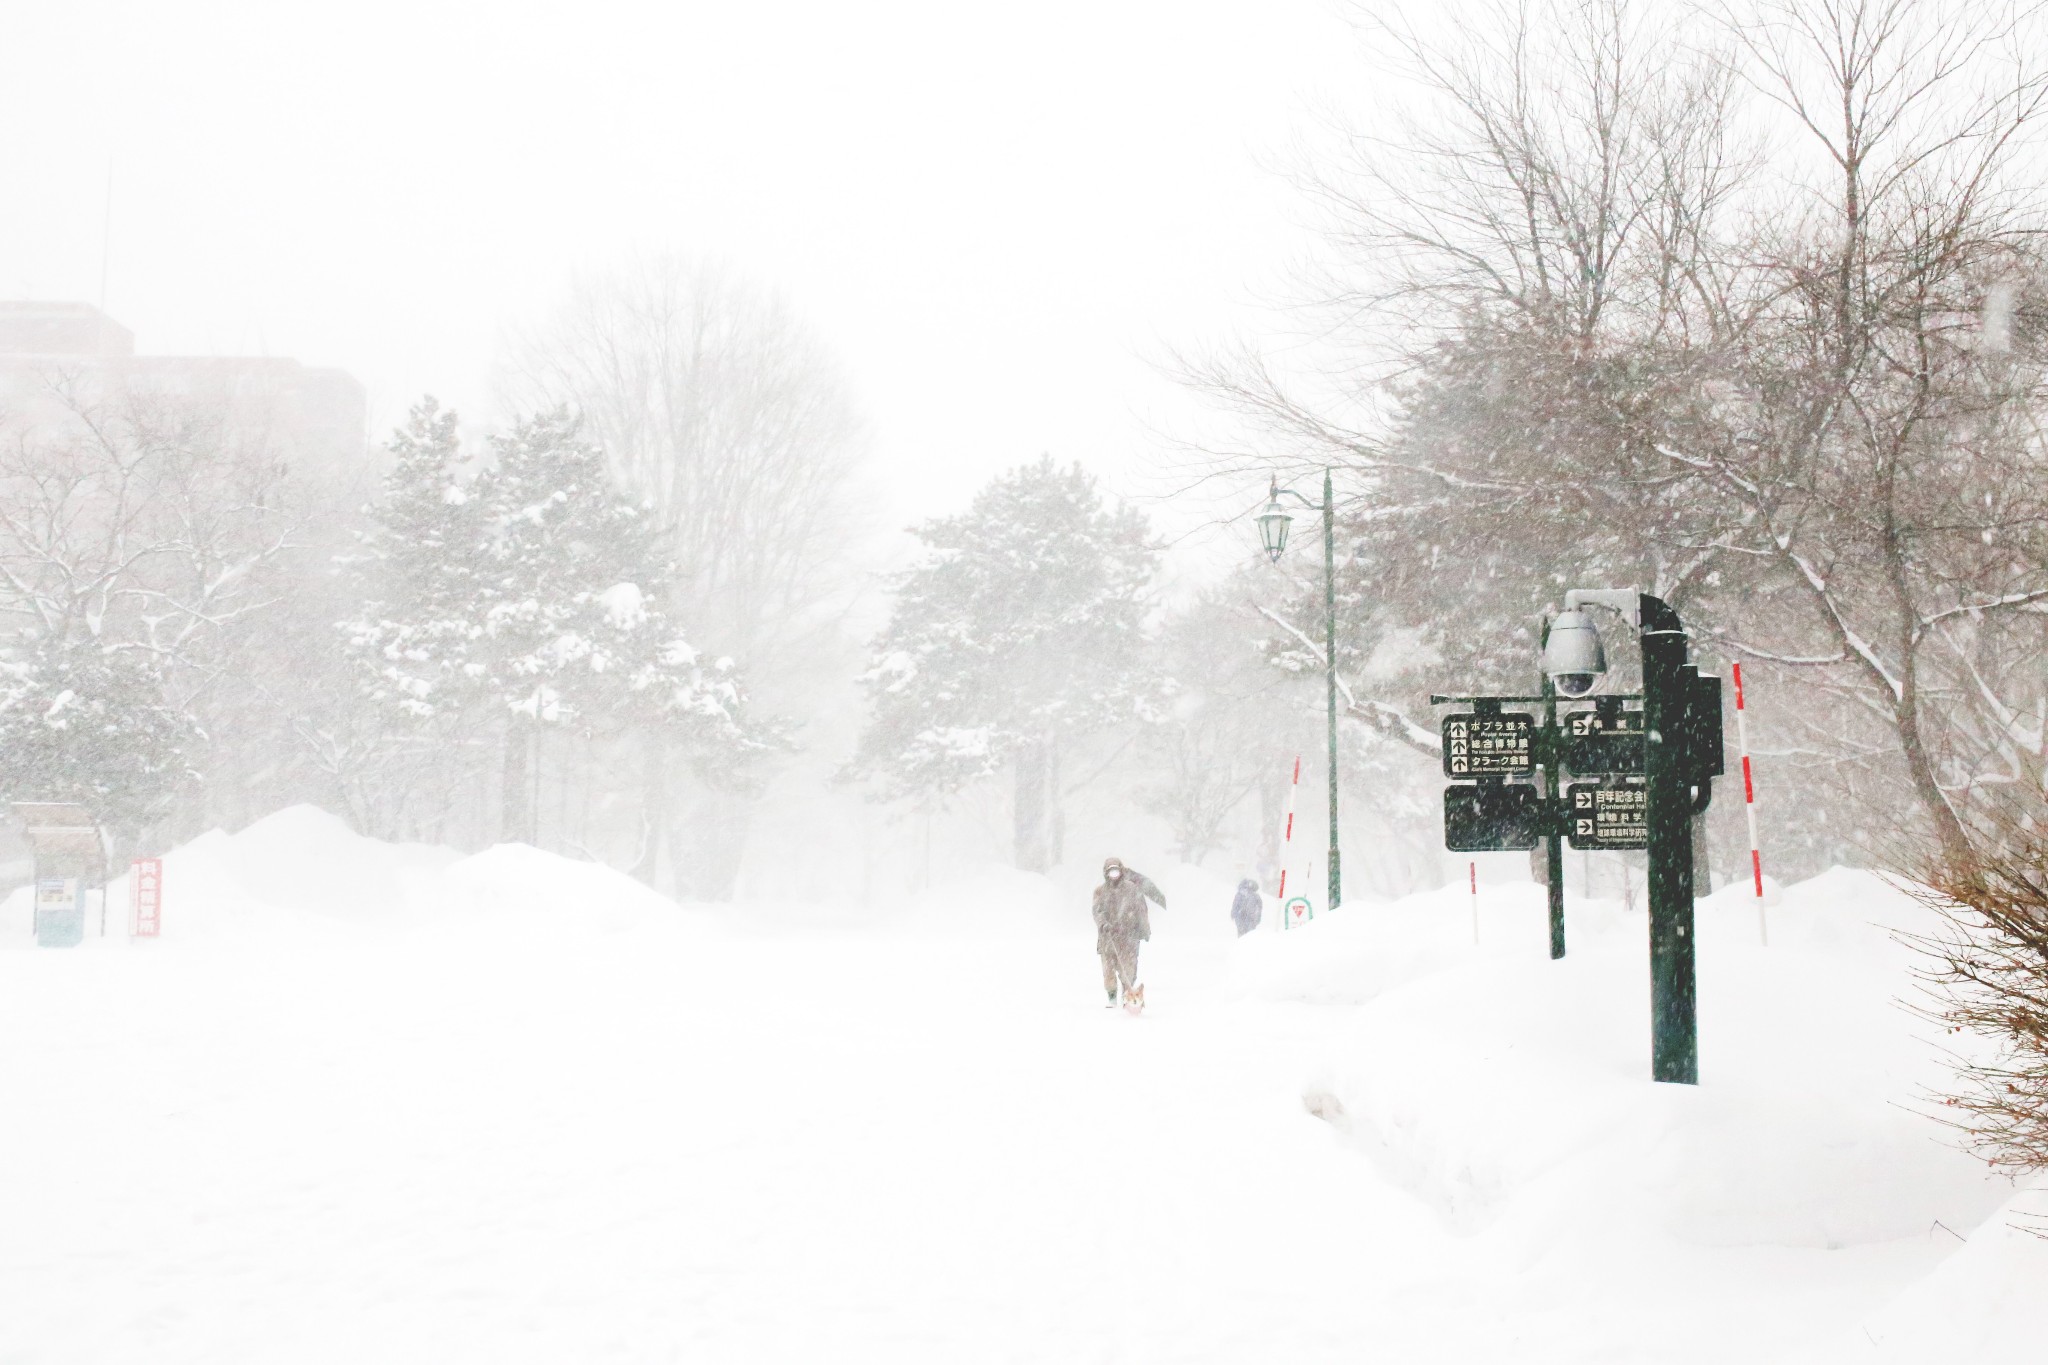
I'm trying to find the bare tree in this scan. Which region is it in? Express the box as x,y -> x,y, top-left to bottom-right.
497,256 -> 868,895
1905,805 -> 2048,1201
1183,0 -> 1748,798
498,256 -> 866,671
0,377 -> 301,668
1140,581 -> 1312,865
1185,0 -> 2048,871
1681,0 -> 2048,860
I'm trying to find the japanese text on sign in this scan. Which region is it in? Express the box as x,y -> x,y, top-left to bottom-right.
132,857 -> 162,938
1566,781 -> 1648,850
1564,707 -> 1644,737
1563,705 -> 1647,776
1441,713 -> 1536,778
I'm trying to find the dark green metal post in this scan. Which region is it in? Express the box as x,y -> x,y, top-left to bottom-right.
1546,820 -> 1566,958
1640,593 -> 1697,1084
1539,633 -> 1565,961
1323,468 -> 1341,913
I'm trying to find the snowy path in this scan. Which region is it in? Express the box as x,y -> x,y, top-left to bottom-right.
0,917 -> 1514,1363
0,874 -> 2011,1365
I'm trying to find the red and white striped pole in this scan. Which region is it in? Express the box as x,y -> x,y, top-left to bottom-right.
1277,755 -> 1301,919
1732,663 -> 1766,946
1469,860 -> 1479,945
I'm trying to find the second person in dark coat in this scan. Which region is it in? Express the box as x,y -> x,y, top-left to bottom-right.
1230,879 -> 1262,936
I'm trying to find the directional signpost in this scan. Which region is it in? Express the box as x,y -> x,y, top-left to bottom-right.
1563,701 -> 1645,776
1433,590 -> 1726,1087
1443,780 -> 1546,852
1566,778 -> 1648,850
1441,712 -> 1536,778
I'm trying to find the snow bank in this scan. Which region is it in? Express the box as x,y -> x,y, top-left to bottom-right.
437,842 -> 704,936
0,807 -> 2034,1360
1251,871 -> 2008,1251
1803,1187 -> 2048,1363
0,804 -> 710,947
1216,863 -> 2028,1361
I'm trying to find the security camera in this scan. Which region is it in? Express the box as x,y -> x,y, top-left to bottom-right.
1543,609 -> 1608,698
1553,671 -> 1601,698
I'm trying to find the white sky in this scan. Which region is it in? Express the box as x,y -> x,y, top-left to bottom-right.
1,0 -> 1366,555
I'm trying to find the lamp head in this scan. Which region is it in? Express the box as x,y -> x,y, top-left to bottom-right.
1543,609 -> 1608,697
1256,486 -> 1292,563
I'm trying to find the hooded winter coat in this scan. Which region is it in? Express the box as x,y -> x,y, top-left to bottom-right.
1092,857 -> 1165,944
1230,879 -> 1262,936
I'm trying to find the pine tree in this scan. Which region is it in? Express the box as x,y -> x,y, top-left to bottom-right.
348,400 -> 758,846
476,406 -> 761,840
854,457 -> 1156,871
0,643 -> 193,834
345,397 -> 488,724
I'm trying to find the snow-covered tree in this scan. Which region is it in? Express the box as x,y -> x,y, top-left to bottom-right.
0,643 -> 193,833
0,378 -> 311,840
854,457 -> 1156,871
0,379 -> 307,670
348,399 -> 759,847
342,399 -> 484,721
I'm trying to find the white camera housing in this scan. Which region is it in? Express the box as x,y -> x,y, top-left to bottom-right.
1543,609 -> 1608,697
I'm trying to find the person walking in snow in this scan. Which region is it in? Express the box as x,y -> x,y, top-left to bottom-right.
1093,856 -> 1165,1008
1230,878 -> 1262,936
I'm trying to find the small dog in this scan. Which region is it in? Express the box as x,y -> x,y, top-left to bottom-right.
1122,983 -> 1146,1015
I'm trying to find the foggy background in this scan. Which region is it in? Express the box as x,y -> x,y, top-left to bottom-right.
4,0 -> 2043,918
0,0 -> 1357,529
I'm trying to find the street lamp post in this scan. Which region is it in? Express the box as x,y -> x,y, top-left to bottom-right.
1257,470 -> 1341,914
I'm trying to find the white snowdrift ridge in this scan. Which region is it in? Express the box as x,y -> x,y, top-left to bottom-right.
0,804 -> 709,944
1228,869 -> 2039,1362
0,807 -> 2037,1363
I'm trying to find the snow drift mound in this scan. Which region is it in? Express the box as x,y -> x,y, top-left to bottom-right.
1801,1187 -> 2048,1363
1256,870 -> 2010,1255
173,805 -> 459,928
2,805 -> 710,946
437,841 -> 702,936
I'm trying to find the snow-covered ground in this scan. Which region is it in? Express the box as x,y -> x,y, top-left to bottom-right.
0,807 -> 2040,1363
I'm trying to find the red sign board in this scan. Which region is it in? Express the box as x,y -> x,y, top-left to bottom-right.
131,858 -> 162,937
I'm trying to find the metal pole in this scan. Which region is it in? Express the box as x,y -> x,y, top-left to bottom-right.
1539,618 -> 1565,960
1544,736 -> 1566,958
1640,593 -> 1698,1085
1323,468 -> 1341,912
1732,662 -> 1767,946
1469,860 -> 1479,945
1278,755 -> 1301,913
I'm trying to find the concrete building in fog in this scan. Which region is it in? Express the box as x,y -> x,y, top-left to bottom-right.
0,301 -> 367,473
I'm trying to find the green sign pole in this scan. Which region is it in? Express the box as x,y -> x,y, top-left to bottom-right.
1543,697 -> 1566,960
1253,468 -> 1343,916
1640,593 -> 1698,1085
1537,617 -> 1566,960
1322,467 -> 1340,914
1441,590 -> 1715,1083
